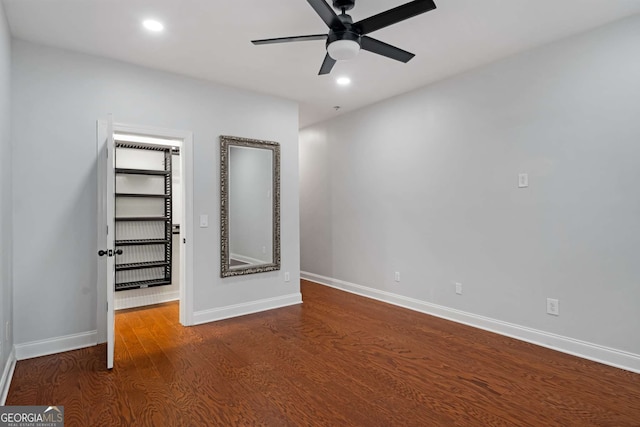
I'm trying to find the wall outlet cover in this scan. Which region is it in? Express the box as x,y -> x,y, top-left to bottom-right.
547,298 -> 559,316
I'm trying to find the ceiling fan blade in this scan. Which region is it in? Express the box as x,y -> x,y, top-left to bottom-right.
252,34 -> 327,45
307,0 -> 346,30
360,36 -> 415,63
354,0 -> 436,35
318,53 -> 336,75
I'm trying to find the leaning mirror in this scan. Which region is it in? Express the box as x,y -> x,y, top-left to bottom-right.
220,135 -> 280,277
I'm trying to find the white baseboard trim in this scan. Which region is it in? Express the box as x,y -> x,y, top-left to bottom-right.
301,271 -> 640,374
193,293 -> 302,326
14,331 -> 98,361
115,290 -> 179,310
0,348 -> 16,405
230,253 -> 268,266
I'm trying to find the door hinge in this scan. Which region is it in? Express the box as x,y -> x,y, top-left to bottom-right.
183,238 -> 186,244
106,302 -> 108,312
106,225 -> 109,235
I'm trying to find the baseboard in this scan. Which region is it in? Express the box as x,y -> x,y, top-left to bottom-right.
115,290 -> 179,310
193,293 -> 302,326
230,253 -> 268,266
301,271 -> 640,374
0,348 -> 16,405
14,331 -> 97,361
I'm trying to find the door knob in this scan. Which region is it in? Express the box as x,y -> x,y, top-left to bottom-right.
98,250 -> 108,256
115,249 -> 123,255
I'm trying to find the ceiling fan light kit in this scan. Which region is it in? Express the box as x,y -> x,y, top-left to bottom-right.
327,39 -> 360,60
252,0 -> 437,75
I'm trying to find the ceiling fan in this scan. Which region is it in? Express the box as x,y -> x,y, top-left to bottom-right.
252,0 -> 437,75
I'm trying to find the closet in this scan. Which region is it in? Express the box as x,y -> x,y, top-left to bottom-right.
114,142 -> 173,291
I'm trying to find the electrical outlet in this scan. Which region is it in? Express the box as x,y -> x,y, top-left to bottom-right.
284,272 -> 290,282
394,272 -> 400,282
547,298 -> 559,316
455,282 -> 463,295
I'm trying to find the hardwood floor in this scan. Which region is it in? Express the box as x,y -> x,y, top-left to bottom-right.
6,280 -> 640,426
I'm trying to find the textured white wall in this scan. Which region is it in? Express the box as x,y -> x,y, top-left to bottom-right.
11,40 -> 300,345
300,15 -> 640,358
0,2 -> 13,368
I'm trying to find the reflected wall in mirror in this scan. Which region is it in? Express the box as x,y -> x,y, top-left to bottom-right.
220,135 -> 280,277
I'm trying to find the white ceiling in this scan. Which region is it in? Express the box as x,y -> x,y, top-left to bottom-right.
3,0 -> 640,128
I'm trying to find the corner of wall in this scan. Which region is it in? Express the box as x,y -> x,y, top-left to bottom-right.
0,347 -> 16,405
0,0 -> 15,403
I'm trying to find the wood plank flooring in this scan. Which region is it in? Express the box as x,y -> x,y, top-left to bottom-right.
6,280 -> 640,426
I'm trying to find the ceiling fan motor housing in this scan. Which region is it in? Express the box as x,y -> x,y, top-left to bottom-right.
333,0 -> 355,12
327,28 -> 360,46
326,12 -> 361,60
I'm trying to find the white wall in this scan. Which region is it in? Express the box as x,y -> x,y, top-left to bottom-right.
0,2 -> 14,373
172,154 -> 182,227
11,39 -> 300,347
300,15 -> 640,370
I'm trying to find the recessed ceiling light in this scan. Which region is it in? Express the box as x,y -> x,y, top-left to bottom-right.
336,77 -> 351,86
143,19 -> 164,32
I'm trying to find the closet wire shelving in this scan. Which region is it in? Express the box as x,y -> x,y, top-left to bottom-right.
114,142 -> 173,291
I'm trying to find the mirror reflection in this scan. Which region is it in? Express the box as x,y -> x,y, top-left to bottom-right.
220,135 -> 280,277
229,146 -> 273,268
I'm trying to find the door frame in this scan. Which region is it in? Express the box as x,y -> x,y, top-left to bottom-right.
97,120 -> 195,345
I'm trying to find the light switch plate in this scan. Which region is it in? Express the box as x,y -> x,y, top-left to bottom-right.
199,214 -> 209,228
518,173 -> 529,188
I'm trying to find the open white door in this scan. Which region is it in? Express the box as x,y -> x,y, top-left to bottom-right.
97,115 -> 116,369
